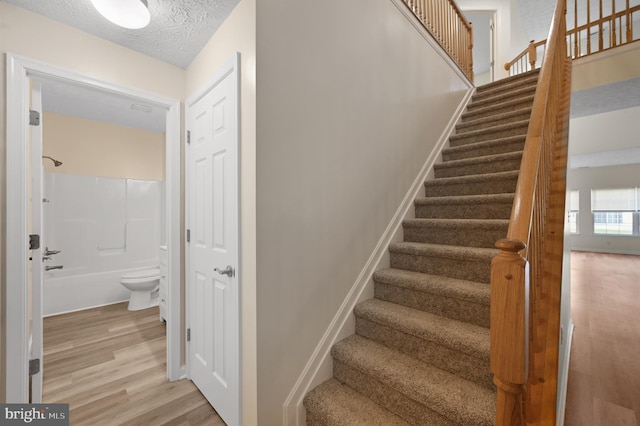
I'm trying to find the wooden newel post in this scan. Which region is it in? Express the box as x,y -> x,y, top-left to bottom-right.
491,238 -> 529,426
527,40 -> 537,71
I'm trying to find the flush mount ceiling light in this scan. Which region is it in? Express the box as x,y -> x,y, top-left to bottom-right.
91,0 -> 151,30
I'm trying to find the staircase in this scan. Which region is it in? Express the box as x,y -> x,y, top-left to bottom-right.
304,69 -> 541,425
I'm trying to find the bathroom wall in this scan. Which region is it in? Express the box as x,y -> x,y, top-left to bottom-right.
43,173 -> 162,316
43,112 -> 165,180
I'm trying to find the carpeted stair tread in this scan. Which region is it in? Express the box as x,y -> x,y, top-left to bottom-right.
456,107 -> 532,133
389,241 -> 499,261
424,170 -> 519,197
304,378 -> 409,426
355,299 -> 493,389
402,218 -> 509,248
434,151 -> 523,178
449,120 -> 529,147
473,72 -> 539,100
474,69 -> 539,95
466,85 -> 537,110
462,95 -> 535,120
373,268 -> 490,327
355,299 -> 489,359
389,242 -> 498,282
416,192 -> 514,207
373,268 -> 490,304
442,135 -> 526,161
332,336 -> 495,426
403,217 -> 508,229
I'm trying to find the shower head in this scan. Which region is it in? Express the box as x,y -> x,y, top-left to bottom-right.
42,155 -> 63,167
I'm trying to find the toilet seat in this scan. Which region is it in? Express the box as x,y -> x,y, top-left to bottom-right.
121,268 -> 160,284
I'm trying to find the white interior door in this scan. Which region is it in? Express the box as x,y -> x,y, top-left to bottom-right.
187,53 -> 240,426
30,79 -> 44,403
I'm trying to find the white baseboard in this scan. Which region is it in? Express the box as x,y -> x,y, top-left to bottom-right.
556,321 -> 574,426
281,87 -> 475,426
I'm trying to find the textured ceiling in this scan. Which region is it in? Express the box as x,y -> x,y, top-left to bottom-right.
3,0 -> 241,69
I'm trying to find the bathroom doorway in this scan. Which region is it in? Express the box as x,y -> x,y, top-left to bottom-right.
5,54 -> 182,402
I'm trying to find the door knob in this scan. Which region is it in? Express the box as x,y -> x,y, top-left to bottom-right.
214,265 -> 235,278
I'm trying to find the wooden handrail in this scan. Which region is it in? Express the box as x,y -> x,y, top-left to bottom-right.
506,1 -> 640,75
402,0 -> 474,81
504,40 -> 547,74
490,0 -> 572,423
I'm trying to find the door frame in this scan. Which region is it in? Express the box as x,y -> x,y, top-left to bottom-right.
184,52 -> 242,423
5,53 -> 183,401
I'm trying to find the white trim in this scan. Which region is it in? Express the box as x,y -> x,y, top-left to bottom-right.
184,52 -> 242,424
282,86 -> 476,426
556,321 -> 574,426
6,53 -> 30,403
5,53 -> 183,401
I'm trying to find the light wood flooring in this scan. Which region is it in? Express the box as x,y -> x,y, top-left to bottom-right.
564,251 -> 640,425
43,302 -> 226,426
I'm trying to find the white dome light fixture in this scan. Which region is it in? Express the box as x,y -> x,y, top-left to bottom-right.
90,0 -> 151,30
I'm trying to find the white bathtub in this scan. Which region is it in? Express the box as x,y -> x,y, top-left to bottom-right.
43,267 -> 153,317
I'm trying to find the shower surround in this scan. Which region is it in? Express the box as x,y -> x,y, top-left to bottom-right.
43,172 -> 164,316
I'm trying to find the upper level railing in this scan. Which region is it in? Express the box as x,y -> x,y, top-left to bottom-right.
490,0 -> 573,423
506,0 -> 640,75
402,0 -> 474,81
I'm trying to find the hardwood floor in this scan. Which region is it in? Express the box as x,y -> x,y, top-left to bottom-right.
564,251 -> 640,426
43,302 -> 226,425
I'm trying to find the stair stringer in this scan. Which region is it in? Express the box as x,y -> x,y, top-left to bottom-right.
282,86 -> 476,426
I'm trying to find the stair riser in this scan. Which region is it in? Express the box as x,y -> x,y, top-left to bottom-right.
403,225 -> 507,248
434,157 -> 522,178
463,98 -> 534,121
374,281 -> 490,327
356,318 -> 494,390
333,361 -> 457,426
389,252 -> 492,283
424,177 -> 518,197
442,139 -> 525,161
457,111 -> 532,134
415,202 -> 513,220
449,125 -> 529,148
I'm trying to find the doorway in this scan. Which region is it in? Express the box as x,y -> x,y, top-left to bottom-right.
465,10 -> 497,84
5,54 -> 182,402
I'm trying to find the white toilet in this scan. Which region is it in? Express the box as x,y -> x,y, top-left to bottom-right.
120,268 -> 161,311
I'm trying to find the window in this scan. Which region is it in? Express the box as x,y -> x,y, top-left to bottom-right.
568,190 -> 579,234
591,188 -> 639,236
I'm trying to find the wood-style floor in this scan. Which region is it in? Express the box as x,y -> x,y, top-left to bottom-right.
564,251 -> 640,425
43,302 -> 226,426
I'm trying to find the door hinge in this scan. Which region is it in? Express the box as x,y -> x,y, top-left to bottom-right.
29,110 -> 40,126
187,130 -> 191,144
187,328 -> 191,342
186,229 -> 190,243
29,234 -> 40,250
29,358 -> 40,376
